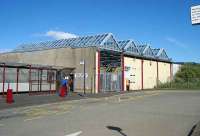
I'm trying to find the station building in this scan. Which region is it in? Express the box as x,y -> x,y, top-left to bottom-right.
0,33 -> 172,95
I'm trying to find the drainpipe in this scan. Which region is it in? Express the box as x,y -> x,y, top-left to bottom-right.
49,70 -> 52,93
29,65 -> 32,95
38,69 -> 40,92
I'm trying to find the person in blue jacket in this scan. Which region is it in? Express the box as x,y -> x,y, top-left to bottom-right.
61,76 -> 68,87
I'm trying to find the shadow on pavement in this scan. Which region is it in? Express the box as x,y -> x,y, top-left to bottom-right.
188,125 -> 197,136
188,121 -> 200,136
107,126 -> 127,136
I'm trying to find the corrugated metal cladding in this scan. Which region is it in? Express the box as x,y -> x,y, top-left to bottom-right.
0,33 -> 173,93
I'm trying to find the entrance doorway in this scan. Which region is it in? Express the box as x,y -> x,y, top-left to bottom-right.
69,74 -> 74,92
56,68 -> 74,92
100,50 -> 122,92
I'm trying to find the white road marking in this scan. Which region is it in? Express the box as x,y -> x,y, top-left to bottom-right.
24,116 -> 42,122
65,131 -> 82,136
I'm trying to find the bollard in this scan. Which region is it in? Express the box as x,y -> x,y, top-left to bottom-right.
6,89 -> 14,104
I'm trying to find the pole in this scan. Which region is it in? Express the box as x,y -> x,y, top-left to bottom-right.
83,59 -> 86,94
38,69 -> 40,92
40,69 -> 43,92
29,65 -> 32,95
49,70 -> 52,94
2,63 -> 5,97
16,68 -> 19,94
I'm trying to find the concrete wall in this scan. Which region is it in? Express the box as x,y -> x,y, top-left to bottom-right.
0,47 -> 96,93
143,60 -> 157,89
158,62 -> 171,84
124,57 -> 142,91
0,48 -> 75,68
73,47 -> 96,93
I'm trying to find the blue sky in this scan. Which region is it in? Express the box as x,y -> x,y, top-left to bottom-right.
0,0 -> 200,62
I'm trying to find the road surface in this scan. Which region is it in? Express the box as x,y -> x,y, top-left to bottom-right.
0,90 -> 200,136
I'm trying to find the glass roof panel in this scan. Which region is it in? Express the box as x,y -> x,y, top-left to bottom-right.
11,33 -> 169,62
13,34 -> 107,52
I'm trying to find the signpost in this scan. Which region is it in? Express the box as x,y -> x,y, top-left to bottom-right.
80,60 -> 86,94
191,5 -> 200,25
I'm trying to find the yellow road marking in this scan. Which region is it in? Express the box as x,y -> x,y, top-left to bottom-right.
24,116 -> 42,122
23,104 -> 73,118
55,111 -> 69,116
120,92 -> 160,102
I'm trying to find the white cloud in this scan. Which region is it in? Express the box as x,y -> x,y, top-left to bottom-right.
0,48 -> 12,53
45,30 -> 77,40
165,37 -> 188,49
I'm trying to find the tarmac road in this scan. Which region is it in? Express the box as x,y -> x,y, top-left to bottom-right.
0,90 -> 200,136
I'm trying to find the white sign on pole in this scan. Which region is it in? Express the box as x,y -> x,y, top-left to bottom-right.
80,60 -> 85,65
191,5 -> 200,25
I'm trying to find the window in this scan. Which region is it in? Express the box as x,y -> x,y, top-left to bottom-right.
47,71 -> 55,83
